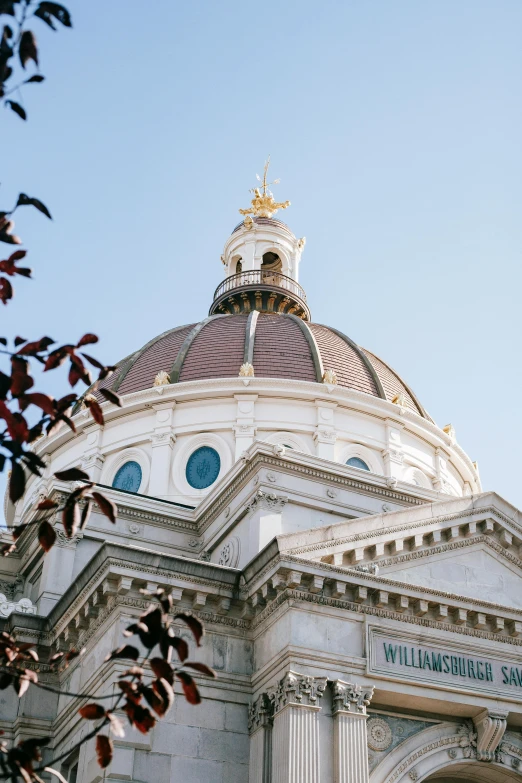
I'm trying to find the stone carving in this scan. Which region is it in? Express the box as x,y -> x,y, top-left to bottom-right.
473,708 -> 508,762
322,369 -> 338,385
272,672 -> 327,713
248,692 -> 274,733
0,576 -> 24,601
56,530 -> 82,547
367,717 -> 393,751
218,536 -> 240,568
382,503 -> 391,512
187,538 -> 198,548
332,680 -> 374,715
246,490 -> 287,515
326,486 -> 338,499
352,563 -> 379,576
448,748 -> 457,759
199,551 -> 211,562
153,371 -> 170,387
127,523 -> 141,535
266,471 -> 277,483
457,720 -> 477,759
512,757 -> 521,769
0,594 -> 36,618
239,362 -> 254,377
409,771 -> 418,781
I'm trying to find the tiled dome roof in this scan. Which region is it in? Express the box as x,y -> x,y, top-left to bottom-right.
97,313 -> 432,421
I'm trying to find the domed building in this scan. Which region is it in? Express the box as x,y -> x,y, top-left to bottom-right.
1,173 -> 522,783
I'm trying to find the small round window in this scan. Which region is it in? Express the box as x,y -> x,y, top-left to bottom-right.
186,446 -> 221,489
346,457 -> 370,471
112,460 -> 142,493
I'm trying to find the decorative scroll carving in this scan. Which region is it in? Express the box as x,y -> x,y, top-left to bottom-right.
272,671 -> 327,714
332,679 -> 374,715
56,530 -> 82,548
246,490 -> 288,515
218,536 -> 240,568
457,720 -> 477,758
248,692 -> 274,733
0,594 -> 36,618
0,576 -> 24,600
473,708 -> 508,762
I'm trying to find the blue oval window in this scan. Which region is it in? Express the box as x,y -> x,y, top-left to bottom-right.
112,461 -> 142,493
346,457 -> 370,471
186,446 -> 221,489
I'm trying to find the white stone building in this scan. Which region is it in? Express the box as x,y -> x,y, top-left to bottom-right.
1,181 -> 521,783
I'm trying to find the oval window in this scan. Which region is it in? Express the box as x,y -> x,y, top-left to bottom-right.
112,460 -> 142,493
186,446 -> 221,489
346,457 -> 370,471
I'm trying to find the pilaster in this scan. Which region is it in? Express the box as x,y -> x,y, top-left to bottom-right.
249,693 -> 274,783
148,403 -> 176,497
314,400 -> 337,461
332,680 -> 374,783
233,394 -> 258,459
382,420 -> 404,480
271,672 -> 327,783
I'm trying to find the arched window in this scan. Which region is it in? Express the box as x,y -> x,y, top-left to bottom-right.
186,446 -> 221,490
112,461 -> 142,493
346,457 -> 370,471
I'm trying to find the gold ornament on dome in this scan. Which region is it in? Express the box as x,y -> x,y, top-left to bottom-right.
153,371 -> 170,387
392,393 -> 407,408
239,156 -> 290,219
239,362 -> 255,377
322,369 -> 338,385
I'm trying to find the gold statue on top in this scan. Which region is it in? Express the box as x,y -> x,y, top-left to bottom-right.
239,156 -> 291,219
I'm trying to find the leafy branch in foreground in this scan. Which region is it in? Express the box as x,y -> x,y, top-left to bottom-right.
0,590 -> 214,781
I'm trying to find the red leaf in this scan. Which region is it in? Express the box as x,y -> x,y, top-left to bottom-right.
62,499 -> 80,538
38,521 -> 56,552
99,388 -> 122,407
183,662 -> 216,678
6,100 -> 26,120
104,645 -> 140,662
92,492 -> 117,524
78,703 -> 105,720
174,613 -> 204,646
37,498 -> 57,510
176,672 -> 201,705
22,392 -> 55,416
9,461 -> 25,504
123,702 -> 156,734
54,467 -> 90,482
84,397 -> 104,425
10,356 -> 34,395
79,499 -> 92,531
44,348 -> 68,371
150,658 -> 174,685
77,333 -> 98,347
95,735 -> 112,769
15,669 -> 37,697
150,677 -> 174,716
0,277 -> 13,304
19,31 -> 38,68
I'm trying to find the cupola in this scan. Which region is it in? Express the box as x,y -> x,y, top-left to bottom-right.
209,159 -> 310,320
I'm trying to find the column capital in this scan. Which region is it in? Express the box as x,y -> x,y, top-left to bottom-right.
248,692 -> 274,734
332,679 -> 374,715
272,671 -> 327,714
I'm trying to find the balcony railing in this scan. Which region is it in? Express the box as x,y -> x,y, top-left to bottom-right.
213,270 -> 307,303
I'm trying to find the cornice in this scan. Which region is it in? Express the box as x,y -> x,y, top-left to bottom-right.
252,588 -> 522,646
286,504 -> 521,557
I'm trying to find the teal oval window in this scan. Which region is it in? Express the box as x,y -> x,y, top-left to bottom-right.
346,457 -> 370,471
112,461 -> 142,493
186,447 -> 221,489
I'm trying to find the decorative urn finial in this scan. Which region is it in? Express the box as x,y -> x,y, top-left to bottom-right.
239,156 -> 291,219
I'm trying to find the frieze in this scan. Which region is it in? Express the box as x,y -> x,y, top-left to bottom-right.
252,587 -> 522,646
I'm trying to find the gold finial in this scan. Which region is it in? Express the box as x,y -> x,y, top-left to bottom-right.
322,369 -> 338,385
239,156 -> 291,219
153,371 -> 170,387
239,362 -> 254,377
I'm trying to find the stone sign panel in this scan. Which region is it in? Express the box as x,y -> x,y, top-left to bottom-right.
367,622 -> 522,700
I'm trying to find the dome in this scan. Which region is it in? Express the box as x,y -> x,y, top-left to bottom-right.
97,312 -> 432,421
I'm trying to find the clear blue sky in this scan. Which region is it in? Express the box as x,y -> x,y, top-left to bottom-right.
3,0 -> 521,508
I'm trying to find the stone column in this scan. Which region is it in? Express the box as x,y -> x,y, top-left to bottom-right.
249,693 -> 274,783
332,680 -> 374,783
271,672 -> 327,783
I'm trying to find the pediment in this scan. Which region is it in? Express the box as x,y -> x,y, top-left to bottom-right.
379,543 -> 522,609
